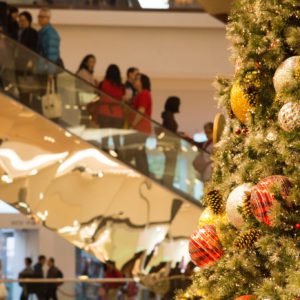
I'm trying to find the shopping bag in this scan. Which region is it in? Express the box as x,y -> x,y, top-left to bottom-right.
41,79 -> 62,119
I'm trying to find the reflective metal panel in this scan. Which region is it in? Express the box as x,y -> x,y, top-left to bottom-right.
0,93 -> 202,272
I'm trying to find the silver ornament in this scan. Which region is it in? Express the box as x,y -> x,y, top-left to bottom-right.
226,183 -> 252,229
278,102 -> 300,132
273,56 -> 300,94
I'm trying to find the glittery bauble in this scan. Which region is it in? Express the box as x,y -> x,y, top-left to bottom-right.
273,56 -> 300,94
189,225 -> 223,267
230,82 -> 253,124
278,102 -> 300,132
198,208 -> 227,230
235,296 -> 257,300
250,176 -> 292,226
226,183 -> 252,229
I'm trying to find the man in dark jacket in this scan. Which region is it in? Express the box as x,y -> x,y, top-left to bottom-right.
46,258 -> 63,300
19,257 -> 35,300
33,255 -> 47,300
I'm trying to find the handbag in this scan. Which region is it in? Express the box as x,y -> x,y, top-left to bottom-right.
0,283 -> 7,300
41,78 -> 62,119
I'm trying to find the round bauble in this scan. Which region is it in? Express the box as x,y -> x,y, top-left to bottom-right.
250,175 -> 292,226
198,207 -> 227,229
278,102 -> 300,132
231,82 -> 254,124
226,183 -> 252,229
189,225 -> 223,267
235,296 -> 257,300
273,56 -> 300,94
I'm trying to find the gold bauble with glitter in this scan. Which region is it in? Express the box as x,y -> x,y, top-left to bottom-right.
198,207 -> 227,228
273,56 -> 300,94
230,82 -> 254,124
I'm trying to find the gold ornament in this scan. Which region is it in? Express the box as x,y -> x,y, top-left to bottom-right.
206,190 -> 224,214
198,207 -> 228,228
230,82 -> 254,124
234,229 -> 261,249
273,56 -> 300,94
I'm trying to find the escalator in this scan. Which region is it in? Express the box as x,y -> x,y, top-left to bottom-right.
0,34 -> 204,274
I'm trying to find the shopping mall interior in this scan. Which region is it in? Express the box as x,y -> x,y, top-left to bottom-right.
0,0 -> 299,300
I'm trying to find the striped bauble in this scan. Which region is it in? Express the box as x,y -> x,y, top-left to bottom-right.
189,225 -> 223,267
250,175 -> 292,226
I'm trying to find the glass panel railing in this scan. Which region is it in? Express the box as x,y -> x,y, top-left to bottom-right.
0,33 -> 205,203
0,276 -> 193,299
4,0 -> 203,11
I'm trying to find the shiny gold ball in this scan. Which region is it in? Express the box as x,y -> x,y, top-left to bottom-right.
230,82 -> 254,124
273,56 -> 300,94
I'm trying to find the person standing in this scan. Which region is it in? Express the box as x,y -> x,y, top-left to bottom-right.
161,96 -> 181,186
97,64 -> 125,149
45,258 -> 63,300
193,122 -> 214,182
125,74 -> 152,176
76,54 -> 98,86
33,255 -> 47,300
15,11 -> 39,107
19,257 -> 35,300
37,8 -> 60,65
124,67 -> 139,104
6,6 -> 19,39
18,11 -> 38,52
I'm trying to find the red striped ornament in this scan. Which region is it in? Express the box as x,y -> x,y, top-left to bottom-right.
189,225 -> 223,267
235,296 -> 257,300
250,175 -> 292,226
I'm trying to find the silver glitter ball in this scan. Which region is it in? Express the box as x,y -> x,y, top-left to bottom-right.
226,183 -> 252,229
273,56 -> 300,94
278,102 -> 300,132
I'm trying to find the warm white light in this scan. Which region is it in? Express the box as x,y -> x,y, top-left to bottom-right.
158,132 -> 165,139
39,193 -> 44,200
44,136 -> 56,143
1,174 -> 13,183
57,149 -> 119,175
65,132 -> 72,138
29,169 -> 38,176
0,149 -> 68,171
138,0 -> 169,9
109,150 -> 118,158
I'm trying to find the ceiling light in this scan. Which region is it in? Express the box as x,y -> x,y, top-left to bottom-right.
138,0 -> 169,9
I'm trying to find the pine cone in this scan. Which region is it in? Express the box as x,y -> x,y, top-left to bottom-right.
242,191 -> 252,218
234,229 -> 261,249
206,190 -> 224,214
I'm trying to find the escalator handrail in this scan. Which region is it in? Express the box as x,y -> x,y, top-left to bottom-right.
0,32 -> 202,150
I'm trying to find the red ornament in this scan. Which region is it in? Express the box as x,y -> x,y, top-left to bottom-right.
250,175 -> 292,226
235,128 -> 242,135
189,225 -> 223,267
296,224 -> 300,230
235,296 -> 257,300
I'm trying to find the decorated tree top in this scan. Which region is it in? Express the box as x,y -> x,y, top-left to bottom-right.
179,0 -> 300,299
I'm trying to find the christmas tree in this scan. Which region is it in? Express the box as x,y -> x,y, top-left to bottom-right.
179,0 -> 300,299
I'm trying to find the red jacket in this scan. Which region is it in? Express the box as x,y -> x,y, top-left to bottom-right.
98,79 -> 125,119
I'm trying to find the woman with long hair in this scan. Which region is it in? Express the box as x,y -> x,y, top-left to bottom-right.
124,73 -> 153,175
97,64 -> 125,149
77,54 -> 98,86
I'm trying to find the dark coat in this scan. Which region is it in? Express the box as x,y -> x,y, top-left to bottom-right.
47,266 -> 63,292
19,27 -> 38,52
162,110 -> 178,132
